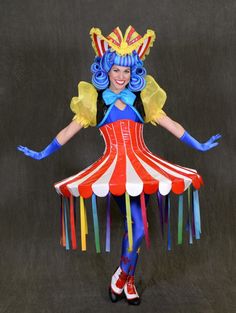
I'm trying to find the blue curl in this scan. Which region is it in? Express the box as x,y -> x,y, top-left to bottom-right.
128,75 -> 146,92
135,66 -> 146,77
91,63 -> 100,74
92,71 -> 109,90
100,52 -> 116,73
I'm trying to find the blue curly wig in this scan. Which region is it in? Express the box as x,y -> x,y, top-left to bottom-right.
91,49 -> 147,92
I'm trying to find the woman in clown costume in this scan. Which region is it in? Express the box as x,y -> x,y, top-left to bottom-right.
18,26 -> 221,305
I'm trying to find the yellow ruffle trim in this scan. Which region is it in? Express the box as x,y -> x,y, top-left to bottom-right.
70,81 -> 98,128
70,75 -> 166,127
141,75 -> 167,126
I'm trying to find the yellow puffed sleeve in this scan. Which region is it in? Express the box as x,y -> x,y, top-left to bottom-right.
141,75 -> 167,126
70,81 -> 98,128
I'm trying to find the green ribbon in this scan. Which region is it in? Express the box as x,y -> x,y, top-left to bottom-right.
187,187 -> 193,244
92,194 -> 101,253
178,194 -> 184,244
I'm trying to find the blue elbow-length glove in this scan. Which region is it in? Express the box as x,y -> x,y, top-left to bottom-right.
17,138 -> 62,160
180,131 -> 221,152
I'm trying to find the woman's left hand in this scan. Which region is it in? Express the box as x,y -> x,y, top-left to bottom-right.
17,145 -> 44,160
180,132 -> 222,152
199,134 -> 222,151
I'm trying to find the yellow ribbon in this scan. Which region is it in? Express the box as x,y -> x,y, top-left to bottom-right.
80,196 -> 87,251
125,192 -> 133,252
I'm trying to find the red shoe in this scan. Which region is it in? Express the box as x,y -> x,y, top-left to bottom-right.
124,275 -> 141,305
109,267 -> 128,302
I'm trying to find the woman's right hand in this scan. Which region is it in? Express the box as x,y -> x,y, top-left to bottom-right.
17,146 -> 44,160
17,138 -> 62,160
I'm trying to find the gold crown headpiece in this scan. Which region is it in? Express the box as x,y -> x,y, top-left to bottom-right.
90,26 -> 156,60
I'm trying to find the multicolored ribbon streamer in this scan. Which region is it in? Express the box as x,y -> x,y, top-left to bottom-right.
157,191 -> 164,239
73,197 -> 77,223
140,192 -> 150,249
191,193 -> 196,238
92,194 -> 101,253
167,194 -> 171,251
80,196 -> 87,251
187,187 -> 193,244
85,202 -> 88,236
178,194 -> 184,244
193,189 -> 201,239
164,195 -> 168,224
64,197 -> 70,250
105,192 -> 111,252
58,187 -> 201,252
125,192 -> 133,252
60,196 -> 66,247
70,195 -> 77,250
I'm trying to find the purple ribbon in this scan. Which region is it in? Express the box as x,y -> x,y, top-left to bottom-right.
105,192 -> 111,252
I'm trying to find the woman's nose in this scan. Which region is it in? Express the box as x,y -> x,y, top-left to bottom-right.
118,72 -> 124,80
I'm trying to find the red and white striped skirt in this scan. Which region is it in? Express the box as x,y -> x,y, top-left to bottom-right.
54,120 -> 203,252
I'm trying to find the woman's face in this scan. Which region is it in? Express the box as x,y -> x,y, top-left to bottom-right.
108,65 -> 131,93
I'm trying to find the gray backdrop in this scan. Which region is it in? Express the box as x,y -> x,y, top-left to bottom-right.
0,1 -> 235,312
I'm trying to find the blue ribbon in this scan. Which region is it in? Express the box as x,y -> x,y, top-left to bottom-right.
105,192 -> 111,252
187,188 -> 193,244
193,189 -> 201,239
157,191 -> 164,238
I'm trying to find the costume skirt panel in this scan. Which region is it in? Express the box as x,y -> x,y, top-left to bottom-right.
54,120 -> 203,252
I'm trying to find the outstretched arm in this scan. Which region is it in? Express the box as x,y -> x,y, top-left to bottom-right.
55,120 -> 83,145
17,120 -> 83,160
155,115 -> 185,139
156,115 -> 221,151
